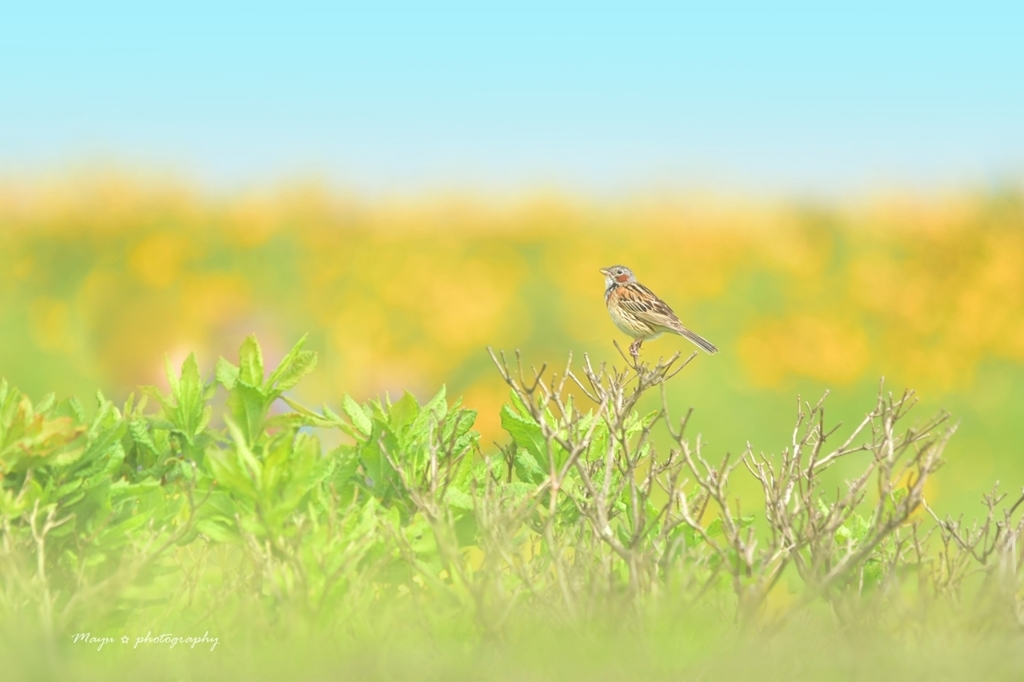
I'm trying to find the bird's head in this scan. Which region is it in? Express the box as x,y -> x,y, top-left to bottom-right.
600,265 -> 635,288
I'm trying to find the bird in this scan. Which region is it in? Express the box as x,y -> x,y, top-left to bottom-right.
601,265 -> 718,360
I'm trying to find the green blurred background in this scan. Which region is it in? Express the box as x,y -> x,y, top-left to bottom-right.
2,176 -> 1022,513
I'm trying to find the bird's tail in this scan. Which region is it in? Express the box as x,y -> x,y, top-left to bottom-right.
675,326 -> 718,354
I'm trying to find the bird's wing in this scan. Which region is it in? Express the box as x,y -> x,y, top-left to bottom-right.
623,283 -> 718,353
617,282 -> 684,330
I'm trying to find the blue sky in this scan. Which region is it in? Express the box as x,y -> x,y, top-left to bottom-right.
2,2 -> 1021,196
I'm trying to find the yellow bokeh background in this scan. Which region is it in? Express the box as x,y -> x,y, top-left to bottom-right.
2,175 -> 1022,510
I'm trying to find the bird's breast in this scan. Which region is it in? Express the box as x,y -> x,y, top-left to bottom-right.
607,294 -> 657,339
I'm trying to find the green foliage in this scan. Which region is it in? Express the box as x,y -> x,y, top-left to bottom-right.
0,335 -> 493,634
215,333 -> 318,446
0,336 -> 1021,654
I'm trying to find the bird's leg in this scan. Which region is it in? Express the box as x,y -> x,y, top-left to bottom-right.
629,338 -> 642,361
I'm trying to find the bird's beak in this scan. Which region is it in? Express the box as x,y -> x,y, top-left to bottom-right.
599,267 -> 612,276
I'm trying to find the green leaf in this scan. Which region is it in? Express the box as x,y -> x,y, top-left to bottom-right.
178,353 -> 202,408
513,450 -> 546,484
586,418 -> 609,461
164,355 -> 180,396
36,393 -> 56,414
196,404 -> 212,439
207,449 -> 256,502
224,416 -> 263,491
444,486 -> 475,511
508,389 -> 533,419
444,408 -> 478,444
226,384 -> 268,447
329,446 -> 361,489
128,419 -> 158,456
267,334 -> 318,391
322,403 -> 344,425
158,353 -> 209,446
342,395 -> 372,437
280,396 -> 345,429
504,481 -> 539,503
215,357 -> 239,390
501,403 -> 548,472
389,392 -> 419,435
68,396 -> 86,424
273,351 -> 317,391
238,335 -> 264,387
196,519 -> 239,544
421,385 -> 448,420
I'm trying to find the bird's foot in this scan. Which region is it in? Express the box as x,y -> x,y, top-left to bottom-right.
628,339 -> 642,363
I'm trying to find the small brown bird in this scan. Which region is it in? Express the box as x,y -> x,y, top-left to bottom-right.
601,265 -> 718,359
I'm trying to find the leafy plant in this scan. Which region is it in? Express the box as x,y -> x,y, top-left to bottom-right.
0,335 -> 1021,647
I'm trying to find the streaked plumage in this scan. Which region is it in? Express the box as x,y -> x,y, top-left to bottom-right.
601,265 -> 718,357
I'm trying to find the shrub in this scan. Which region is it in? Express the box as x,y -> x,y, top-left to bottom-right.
0,336 -> 1021,645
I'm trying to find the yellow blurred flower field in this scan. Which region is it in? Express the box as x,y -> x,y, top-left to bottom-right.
2,175 -> 1022,510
